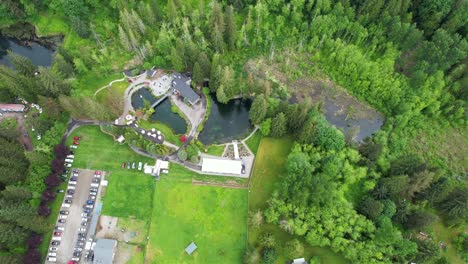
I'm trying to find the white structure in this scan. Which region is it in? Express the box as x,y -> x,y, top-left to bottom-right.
201,157 -> 242,175
293,258 -> 308,264
233,142 -> 240,160
117,135 -> 125,143
144,159 -> 169,176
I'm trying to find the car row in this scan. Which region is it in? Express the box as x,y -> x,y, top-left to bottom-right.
121,161 -> 143,170
47,168 -> 80,262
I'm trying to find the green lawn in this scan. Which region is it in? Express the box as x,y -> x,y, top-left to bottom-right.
0,117 -> 17,129
245,130 -> 262,155
145,172 -> 248,263
204,144 -> 225,156
102,172 -> 154,219
248,137 -> 348,264
67,126 -> 153,171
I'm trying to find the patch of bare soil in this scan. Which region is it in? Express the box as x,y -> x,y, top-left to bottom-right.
192,179 -> 248,189
0,113 -> 33,151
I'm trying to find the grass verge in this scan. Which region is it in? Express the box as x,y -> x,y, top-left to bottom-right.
245,130 -> 262,155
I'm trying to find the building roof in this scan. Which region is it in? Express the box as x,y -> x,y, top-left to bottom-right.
93,239 -> 117,264
201,157 -> 242,175
0,104 -> 25,112
88,202 -> 102,237
172,73 -> 200,105
147,69 -> 155,77
293,258 -> 308,264
233,142 -> 240,160
185,242 -> 197,255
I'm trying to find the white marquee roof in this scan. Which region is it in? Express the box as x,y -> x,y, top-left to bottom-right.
201,157 -> 242,175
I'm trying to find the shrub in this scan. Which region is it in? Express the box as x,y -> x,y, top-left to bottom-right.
262,248 -> 276,264
177,149 -> 188,161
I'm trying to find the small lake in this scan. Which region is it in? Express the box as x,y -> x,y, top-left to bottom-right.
0,37 -> 54,67
131,88 -> 187,134
199,94 -> 253,145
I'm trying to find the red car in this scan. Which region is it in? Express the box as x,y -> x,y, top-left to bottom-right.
95,171 -> 102,175
73,136 -> 80,141
73,141 -> 79,145
121,163 -> 126,169
53,231 -> 62,236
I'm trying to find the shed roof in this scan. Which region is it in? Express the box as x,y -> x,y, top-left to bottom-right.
93,239 -> 117,264
172,73 -> 200,105
0,104 -> 25,112
201,157 -> 242,175
185,242 -> 197,255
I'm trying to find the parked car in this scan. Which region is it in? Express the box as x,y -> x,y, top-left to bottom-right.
66,163 -> 72,167
67,155 -> 75,158
58,219 -> 66,223
138,162 -> 142,171
59,215 -> 68,219
81,221 -> 88,227
51,241 -> 60,246
86,200 -> 94,205
90,187 -> 98,192
74,248 -> 83,252
67,189 -> 75,195
70,145 -> 78,149
78,232 -> 86,237
121,163 -> 126,169
79,227 -> 87,232
73,141 -> 79,145
72,257 -> 80,261
73,136 -> 80,141
85,204 -> 94,209
73,173 -> 79,177
88,196 -> 96,201
132,162 -> 136,169
92,178 -> 100,183
46,257 -> 57,262
66,194 -> 73,198
68,181 -> 76,186
73,169 -> 78,173
56,189 -> 65,193
68,186 -> 76,190
81,217 -> 88,222
90,183 -> 99,188
241,164 -> 246,174
89,191 -> 97,196
49,247 -> 58,251
59,210 -> 69,215
62,203 -> 70,208
127,162 -> 131,169
95,171 -> 102,175
77,237 -> 86,242
70,176 -> 77,182
55,226 -> 65,231
53,232 -> 62,236
65,199 -> 72,204
81,213 -> 88,217
48,252 -> 57,257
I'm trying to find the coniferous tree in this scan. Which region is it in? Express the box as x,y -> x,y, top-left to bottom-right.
225,5 -> 237,50
271,112 -> 287,137
249,94 -> 267,124
192,62 -> 204,87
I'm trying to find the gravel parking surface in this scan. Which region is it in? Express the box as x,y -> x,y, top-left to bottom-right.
45,169 -> 100,263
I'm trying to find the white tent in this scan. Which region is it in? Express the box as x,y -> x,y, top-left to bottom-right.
201,157 -> 242,175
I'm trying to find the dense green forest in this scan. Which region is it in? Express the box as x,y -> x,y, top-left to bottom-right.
0,0 -> 466,263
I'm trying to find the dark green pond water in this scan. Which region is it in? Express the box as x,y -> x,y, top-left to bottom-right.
0,37 -> 53,67
198,94 -> 252,145
131,88 -> 187,134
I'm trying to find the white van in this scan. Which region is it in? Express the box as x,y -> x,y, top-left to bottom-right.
52,237 -> 62,241
90,183 -> 99,188
66,163 -> 72,167
59,215 -> 68,219
48,252 -> 57,257
67,155 -> 75,158
68,186 -> 76,190
62,203 -> 70,208
65,159 -> 74,163
138,162 -> 142,171
47,257 -> 57,262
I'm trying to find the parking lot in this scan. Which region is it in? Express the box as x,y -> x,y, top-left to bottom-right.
45,169 -> 104,263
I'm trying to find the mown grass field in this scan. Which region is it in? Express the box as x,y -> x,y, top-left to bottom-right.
102,172 -> 154,219
245,129 -> 262,155
67,125 -> 153,171
145,171 -> 248,264
204,144 -> 225,156
138,119 -> 182,147
248,137 -> 348,264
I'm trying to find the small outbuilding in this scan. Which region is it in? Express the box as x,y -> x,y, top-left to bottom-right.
0,104 -> 25,112
117,135 -> 125,143
185,242 -> 197,255
292,258 -> 308,264
93,239 -> 117,264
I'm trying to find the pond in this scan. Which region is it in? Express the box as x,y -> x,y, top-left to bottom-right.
199,94 -> 253,145
131,88 -> 187,134
0,36 -> 54,67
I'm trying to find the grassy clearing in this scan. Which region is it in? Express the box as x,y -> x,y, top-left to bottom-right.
117,217 -> 149,244
95,80 -> 129,102
102,173 -> 154,219
429,218 -> 466,264
67,126 -> 153,171
145,172 -> 248,263
248,137 -> 348,264
245,130 -> 262,155
0,117 -> 17,129
204,144 -> 225,156
73,72 -> 125,96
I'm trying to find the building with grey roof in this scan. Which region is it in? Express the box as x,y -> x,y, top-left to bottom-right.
93,239 -> 117,264
185,242 -> 197,255
172,73 -> 201,106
